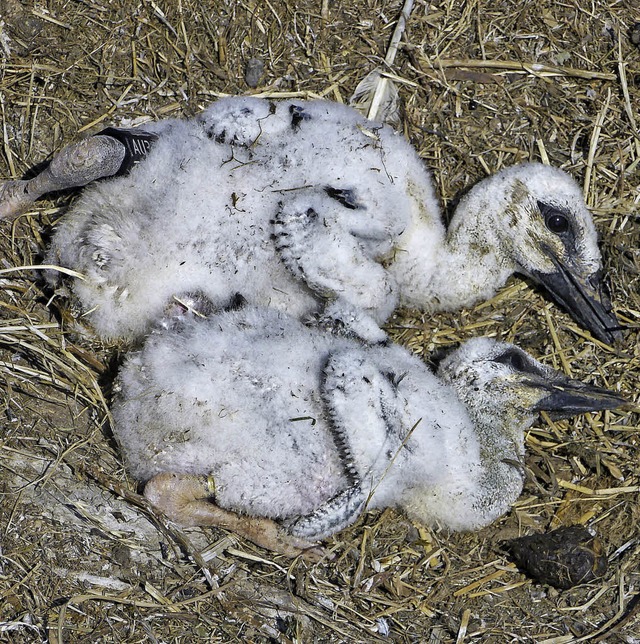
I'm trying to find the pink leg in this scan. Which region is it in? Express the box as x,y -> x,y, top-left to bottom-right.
0,135 -> 125,220
144,472 -> 325,561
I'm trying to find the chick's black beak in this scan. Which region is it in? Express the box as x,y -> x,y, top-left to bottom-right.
529,258 -> 623,345
530,375 -> 627,420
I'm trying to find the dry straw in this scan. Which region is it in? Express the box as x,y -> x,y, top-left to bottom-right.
0,0 -> 639,641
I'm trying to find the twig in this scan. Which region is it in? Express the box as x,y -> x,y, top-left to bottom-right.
351,0 -> 415,124
384,0 -> 414,67
583,87 -> 611,204
370,0 -> 414,118
408,50 -> 618,81
576,590 -> 640,642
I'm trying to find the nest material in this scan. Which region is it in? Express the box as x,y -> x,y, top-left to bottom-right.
0,0 -> 639,641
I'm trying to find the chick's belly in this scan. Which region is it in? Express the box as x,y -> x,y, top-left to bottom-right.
213,442 -> 349,520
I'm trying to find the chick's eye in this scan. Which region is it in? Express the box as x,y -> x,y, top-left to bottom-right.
537,201 -> 571,235
495,349 -> 527,372
546,212 -> 569,234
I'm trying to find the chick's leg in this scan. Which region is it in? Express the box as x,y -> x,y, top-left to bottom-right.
0,135 -> 126,220
306,299 -> 388,344
287,349 -> 407,538
272,193 -> 398,334
144,472 -> 324,560
284,484 -> 367,539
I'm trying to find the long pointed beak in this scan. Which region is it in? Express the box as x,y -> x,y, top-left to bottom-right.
529,374 -> 627,420
529,256 -> 623,345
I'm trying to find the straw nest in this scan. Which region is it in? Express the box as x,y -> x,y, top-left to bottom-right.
1,0 -> 639,641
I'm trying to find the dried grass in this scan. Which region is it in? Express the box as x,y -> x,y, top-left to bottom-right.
0,0 -> 639,641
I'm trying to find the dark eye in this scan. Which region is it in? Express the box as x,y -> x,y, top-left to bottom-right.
538,201 -> 570,235
546,213 -> 569,234
494,349 -> 528,372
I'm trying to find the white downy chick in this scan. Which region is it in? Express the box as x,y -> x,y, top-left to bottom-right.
39,97 -> 619,343
111,306 -> 625,543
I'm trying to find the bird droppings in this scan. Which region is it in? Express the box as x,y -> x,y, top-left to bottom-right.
0,0 -> 639,641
